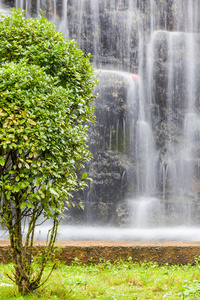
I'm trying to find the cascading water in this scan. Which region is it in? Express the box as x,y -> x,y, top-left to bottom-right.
146,4 -> 200,225
0,0 -> 9,14
1,0 -> 200,240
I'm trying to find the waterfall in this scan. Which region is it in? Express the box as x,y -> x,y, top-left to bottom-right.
2,0 -> 200,235
130,197 -> 162,228
0,0 -> 10,14
58,0 -> 68,38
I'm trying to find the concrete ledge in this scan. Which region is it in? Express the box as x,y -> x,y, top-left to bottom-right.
1,241 -> 200,265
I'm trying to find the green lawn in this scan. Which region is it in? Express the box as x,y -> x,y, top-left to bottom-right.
1,259 -> 200,299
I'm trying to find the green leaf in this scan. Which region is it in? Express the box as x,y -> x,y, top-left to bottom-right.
81,172 -> 88,179
0,157 -> 5,166
49,188 -> 59,197
28,119 -> 36,125
27,203 -> 34,209
14,185 -> 20,192
20,202 -> 26,209
25,163 -> 30,169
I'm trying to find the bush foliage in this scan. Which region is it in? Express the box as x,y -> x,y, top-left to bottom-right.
0,9 -> 96,293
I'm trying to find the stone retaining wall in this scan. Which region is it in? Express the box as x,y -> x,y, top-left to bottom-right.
1,241 -> 200,265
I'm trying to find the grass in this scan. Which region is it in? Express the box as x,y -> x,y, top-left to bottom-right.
1,259 -> 200,299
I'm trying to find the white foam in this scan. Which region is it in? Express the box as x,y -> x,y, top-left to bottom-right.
1,226 -> 200,241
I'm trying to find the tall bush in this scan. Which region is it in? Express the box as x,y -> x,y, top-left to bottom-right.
0,9 -> 96,293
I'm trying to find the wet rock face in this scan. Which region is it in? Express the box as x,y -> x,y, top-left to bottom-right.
65,151 -> 128,226
67,0 -> 139,72
84,152 -> 128,225
116,201 -> 129,226
91,72 -> 138,154
151,31 -> 200,205
66,72 -> 139,226
82,72 -> 139,225
2,0 -> 14,6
